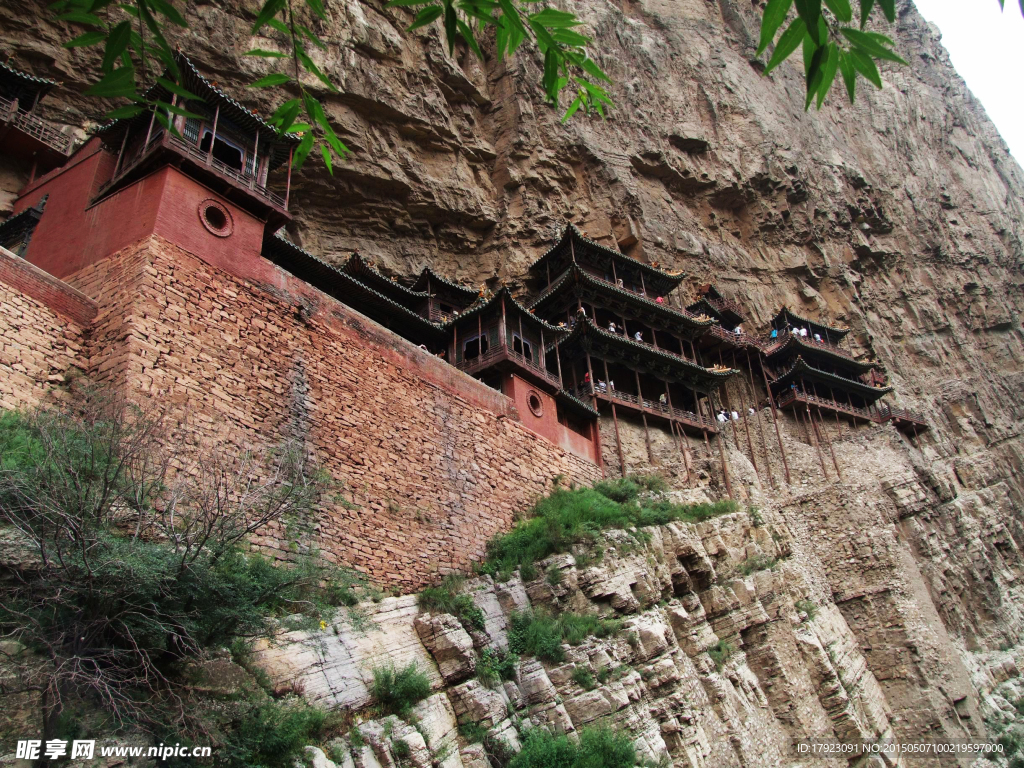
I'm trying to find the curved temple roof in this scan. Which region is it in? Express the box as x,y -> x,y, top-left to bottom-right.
446,286 -> 569,339
771,307 -> 851,340
530,262 -> 713,337
768,356 -> 891,402
530,224 -> 686,296
556,316 -> 737,393
342,252 -> 430,308
0,60 -> 58,102
411,266 -> 479,302
96,52 -> 300,172
764,332 -> 877,373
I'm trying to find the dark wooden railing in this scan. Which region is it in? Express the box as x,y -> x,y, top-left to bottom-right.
457,342 -> 562,389
101,132 -> 286,209
877,404 -> 929,428
1,96 -> 73,155
428,306 -> 456,324
762,330 -> 854,360
703,294 -> 747,321
776,389 -> 876,422
574,384 -> 714,432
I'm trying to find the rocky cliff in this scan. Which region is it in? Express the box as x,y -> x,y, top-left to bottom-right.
1,0 -> 1022,763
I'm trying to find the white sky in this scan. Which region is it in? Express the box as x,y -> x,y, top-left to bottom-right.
911,0 -> 1024,163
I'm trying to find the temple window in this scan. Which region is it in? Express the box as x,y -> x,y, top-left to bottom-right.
463,334 -> 489,360
512,334 -> 532,361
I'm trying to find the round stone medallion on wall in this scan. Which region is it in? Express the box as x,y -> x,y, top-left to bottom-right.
527,390 -> 544,418
198,199 -> 233,237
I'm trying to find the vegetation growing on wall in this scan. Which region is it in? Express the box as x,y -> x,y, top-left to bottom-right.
0,394 -> 360,762
480,475 -> 738,578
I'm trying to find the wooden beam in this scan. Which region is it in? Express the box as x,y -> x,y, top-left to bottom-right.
636,370 -> 654,463
603,358 -> 626,477
206,103 -> 220,165
759,356 -> 791,484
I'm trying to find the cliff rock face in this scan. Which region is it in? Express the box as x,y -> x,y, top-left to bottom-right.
1,0 -> 1022,761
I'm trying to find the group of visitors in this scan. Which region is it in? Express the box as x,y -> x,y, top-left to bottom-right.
716,409 -> 742,423
606,320 -> 646,343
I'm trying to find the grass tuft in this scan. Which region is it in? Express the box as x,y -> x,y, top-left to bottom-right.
417,575 -> 485,632
370,662 -> 431,716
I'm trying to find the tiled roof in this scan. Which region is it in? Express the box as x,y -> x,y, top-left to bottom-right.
262,233 -> 447,344
0,60 -> 58,93
768,356 -> 891,400
529,224 -> 686,292
771,307 -> 850,338
764,333 -> 877,372
446,286 -> 569,339
342,252 -> 430,307
556,389 -> 599,418
411,266 -> 478,301
531,263 -> 713,333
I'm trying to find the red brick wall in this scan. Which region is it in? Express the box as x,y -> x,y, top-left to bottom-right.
16,144 -> 265,281
503,374 -> 600,463
66,236 -> 601,588
0,246 -> 92,409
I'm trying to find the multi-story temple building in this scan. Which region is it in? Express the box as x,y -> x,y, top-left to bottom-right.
0,53 -> 930,485
0,61 -> 74,182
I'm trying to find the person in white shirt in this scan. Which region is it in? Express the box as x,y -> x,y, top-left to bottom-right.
634,330 -> 643,342
717,410 -> 727,423
800,327 -> 808,337
731,410 -> 740,421
608,321 -> 617,333
813,332 -> 822,342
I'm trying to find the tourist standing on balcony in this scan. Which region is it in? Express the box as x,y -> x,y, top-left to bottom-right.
634,330 -> 643,342
655,296 -> 664,304
770,328 -> 778,340
731,409 -> 740,421
608,321 -> 617,333
813,332 -> 822,342
659,393 -> 667,406
799,327 -> 808,337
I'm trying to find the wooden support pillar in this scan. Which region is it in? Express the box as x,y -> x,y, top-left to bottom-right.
206,103 -> 220,164
554,340 -> 564,388
808,379 -> 841,480
112,127 -> 130,178
285,145 -> 294,208
746,350 -> 775,490
584,351 -> 605,477
709,390 -> 734,499
801,377 -> 829,477
758,357 -> 791,484
636,370 -> 654,464
500,295 -> 507,347
603,358 -> 626,477
664,381 -> 691,485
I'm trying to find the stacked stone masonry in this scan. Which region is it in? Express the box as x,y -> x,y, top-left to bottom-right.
0,234 -> 601,588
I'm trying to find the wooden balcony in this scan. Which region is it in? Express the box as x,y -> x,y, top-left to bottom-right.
703,294 -> 747,321
877,404 -> 930,433
99,131 -> 287,216
0,95 -> 74,156
574,384 -> 717,435
456,342 -> 562,389
776,389 -> 876,423
762,330 -> 854,360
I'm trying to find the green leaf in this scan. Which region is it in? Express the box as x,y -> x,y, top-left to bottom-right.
64,30 -> 106,47
837,49 -> 856,102
794,0 -> 822,43
304,0 -> 327,19
105,104 -> 145,119
444,1 -> 458,54
858,0 -> 874,27
102,21 -> 132,72
154,77 -> 198,100
149,0 -> 187,26
764,17 -> 806,73
386,0 -> 436,5
840,27 -> 907,64
757,0 -> 793,57
561,93 -> 583,123
267,18 -> 291,35
292,131 -> 315,170
320,143 -> 333,175
408,5 -> 442,30
528,8 -> 582,28
815,42 -> 840,107
580,57 -> 611,84
295,44 -> 338,92
84,65 -> 138,98
877,0 -> 895,22
804,39 -> 827,109
497,0 -> 529,38
457,19 -> 484,59
248,73 -> 292,88
251,0 -> 286,34
270,99 -> 302,133
823,0 -> 852,22
155,100 -> 204,119
243,48 -> 288,58
550,29 -> 590,47
297,24 -> 327,49
57,9 -> 105,26
849,47 -> 881,87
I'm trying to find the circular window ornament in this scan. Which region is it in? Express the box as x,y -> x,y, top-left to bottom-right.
198,199 -> 233,237
527,391 -> 544,418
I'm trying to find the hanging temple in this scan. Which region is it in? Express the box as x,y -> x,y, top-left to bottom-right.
0,54 -> 930,487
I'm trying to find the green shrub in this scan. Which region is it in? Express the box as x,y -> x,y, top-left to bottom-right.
747,506 -> 764,527
477,647 -> 518,688
459,722 -> 488,744
418,575 -> 486,632
508,726 -> 637,768
508,611 -> 621,663
546,564 -> 564,586
593,478 -> 642,502
392,739 -> 411,759
708,640 -> 734,671
736,553 -> 778,576
794,599 -> 818,620
572,666 -> 596,690
630,473 -> 668,494
481,484 -> 738,575
223,698 -> 327,768
519,562 -> 538,581
370,662 -> 432,715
